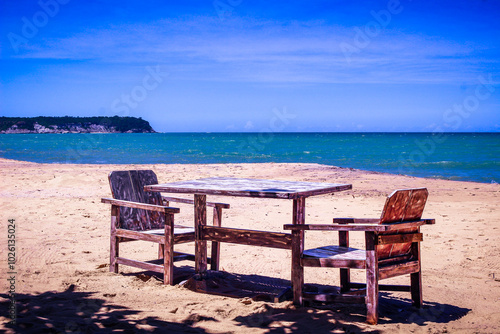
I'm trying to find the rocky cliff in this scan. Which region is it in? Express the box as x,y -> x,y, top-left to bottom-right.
0,116 -> 156,134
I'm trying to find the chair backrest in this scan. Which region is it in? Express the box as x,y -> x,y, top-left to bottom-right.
108,170 -> 164,231
379,188 -> 428,224
377,188 -> 428,261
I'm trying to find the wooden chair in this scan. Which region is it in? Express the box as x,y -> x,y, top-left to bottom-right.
284,188 -> 435,324
101,170 -> 229,285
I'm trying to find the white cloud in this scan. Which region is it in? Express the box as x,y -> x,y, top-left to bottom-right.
10,16 -> 498,84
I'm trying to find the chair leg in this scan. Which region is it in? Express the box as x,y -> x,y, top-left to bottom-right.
110,235 -> 119,273
411,238 -> 423,307
365,232 -> 379,325
158,244 -> 164,259
110,205 -> 119,273
339,231 -> 351,292
194,195 -> 208,276
411,271 -> 422,307
163,213 -> 175,285
366,269 -> 379,325
291,230 -> 304,306
340,268 -> 351,293
210,206 -> 222,271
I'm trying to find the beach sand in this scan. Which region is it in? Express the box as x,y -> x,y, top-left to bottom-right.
1,157 -> 499,333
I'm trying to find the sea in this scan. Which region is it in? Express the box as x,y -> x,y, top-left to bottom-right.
0,132 -> 498,184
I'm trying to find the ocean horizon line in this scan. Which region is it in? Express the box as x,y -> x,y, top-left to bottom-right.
2,131 -> 499,134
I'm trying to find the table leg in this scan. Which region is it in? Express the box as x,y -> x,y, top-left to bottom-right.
292,197 -> 305,305
194,194 -> 207,276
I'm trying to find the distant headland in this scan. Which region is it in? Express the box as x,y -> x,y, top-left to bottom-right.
0,116 -> 156,134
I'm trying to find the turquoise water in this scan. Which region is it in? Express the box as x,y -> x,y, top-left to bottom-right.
0,133 -> 498,183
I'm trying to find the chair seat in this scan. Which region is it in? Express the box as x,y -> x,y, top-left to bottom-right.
142,225 -> 195,235
303,246 -> 366,261
302,246 -> 366,268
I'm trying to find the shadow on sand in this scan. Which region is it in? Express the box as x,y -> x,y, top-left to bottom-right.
1,268 -> 469,333
0,284 -> 209,333
129,267 -> 470,332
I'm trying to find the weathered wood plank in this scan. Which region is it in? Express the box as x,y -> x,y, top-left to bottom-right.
301,244 -> 367,268
140,226 -> 195,235
102,198 -> 180,214
378,261 -> 420,280
380,188 -> 428,224
116,228 -> 164,243
210,206 -> 222,271
303,245 -> 366,261
116,257 -> 164,273
158,244 -> 164,259
377,254 -> 413,266
291,197 -> 306,305
411,229 -> 423,307
110,205 -> 119,273
365,231 -> 379,325
173,232 -> 196,244
107,170 -> 171,231
302,257 -> 366,269
201,226 -> 292,249
291,230 -> 303,305
284,224 -> 387,232
163,213 -> 174,285
145,177 -> 351,199
329,220 -> 435,230
339,229 -> 351,292
162,196 -> 230,209
195,194 -> 207,275
333,218 -> 381,224
377,233 -> 423,245
117,226 -> 195,244
302,292 -> 366,304
118,226 -> 195,244
383,220 -> 434,230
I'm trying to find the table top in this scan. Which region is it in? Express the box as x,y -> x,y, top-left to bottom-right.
145,177 -> 352,199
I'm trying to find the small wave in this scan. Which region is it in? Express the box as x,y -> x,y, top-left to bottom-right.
415,161 -> 457,166
429,161 -> 454,165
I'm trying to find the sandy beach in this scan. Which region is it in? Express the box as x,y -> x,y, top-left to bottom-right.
1,157 -> 499,333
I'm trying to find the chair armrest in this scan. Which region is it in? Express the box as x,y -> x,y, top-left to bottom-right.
382,219 -> 435,230
210,202 -> 230,209
334,218 -> 435,227
101,198 -> 180,214
285,219 -> 435,232
161,196 -> 230,209
333,218 -> 381,224
284,224 -> 387,232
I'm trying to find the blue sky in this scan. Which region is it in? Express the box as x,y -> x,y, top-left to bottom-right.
1,0 -> 499,132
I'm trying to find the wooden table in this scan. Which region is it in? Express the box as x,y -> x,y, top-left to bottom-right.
145,177 -> 352,296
